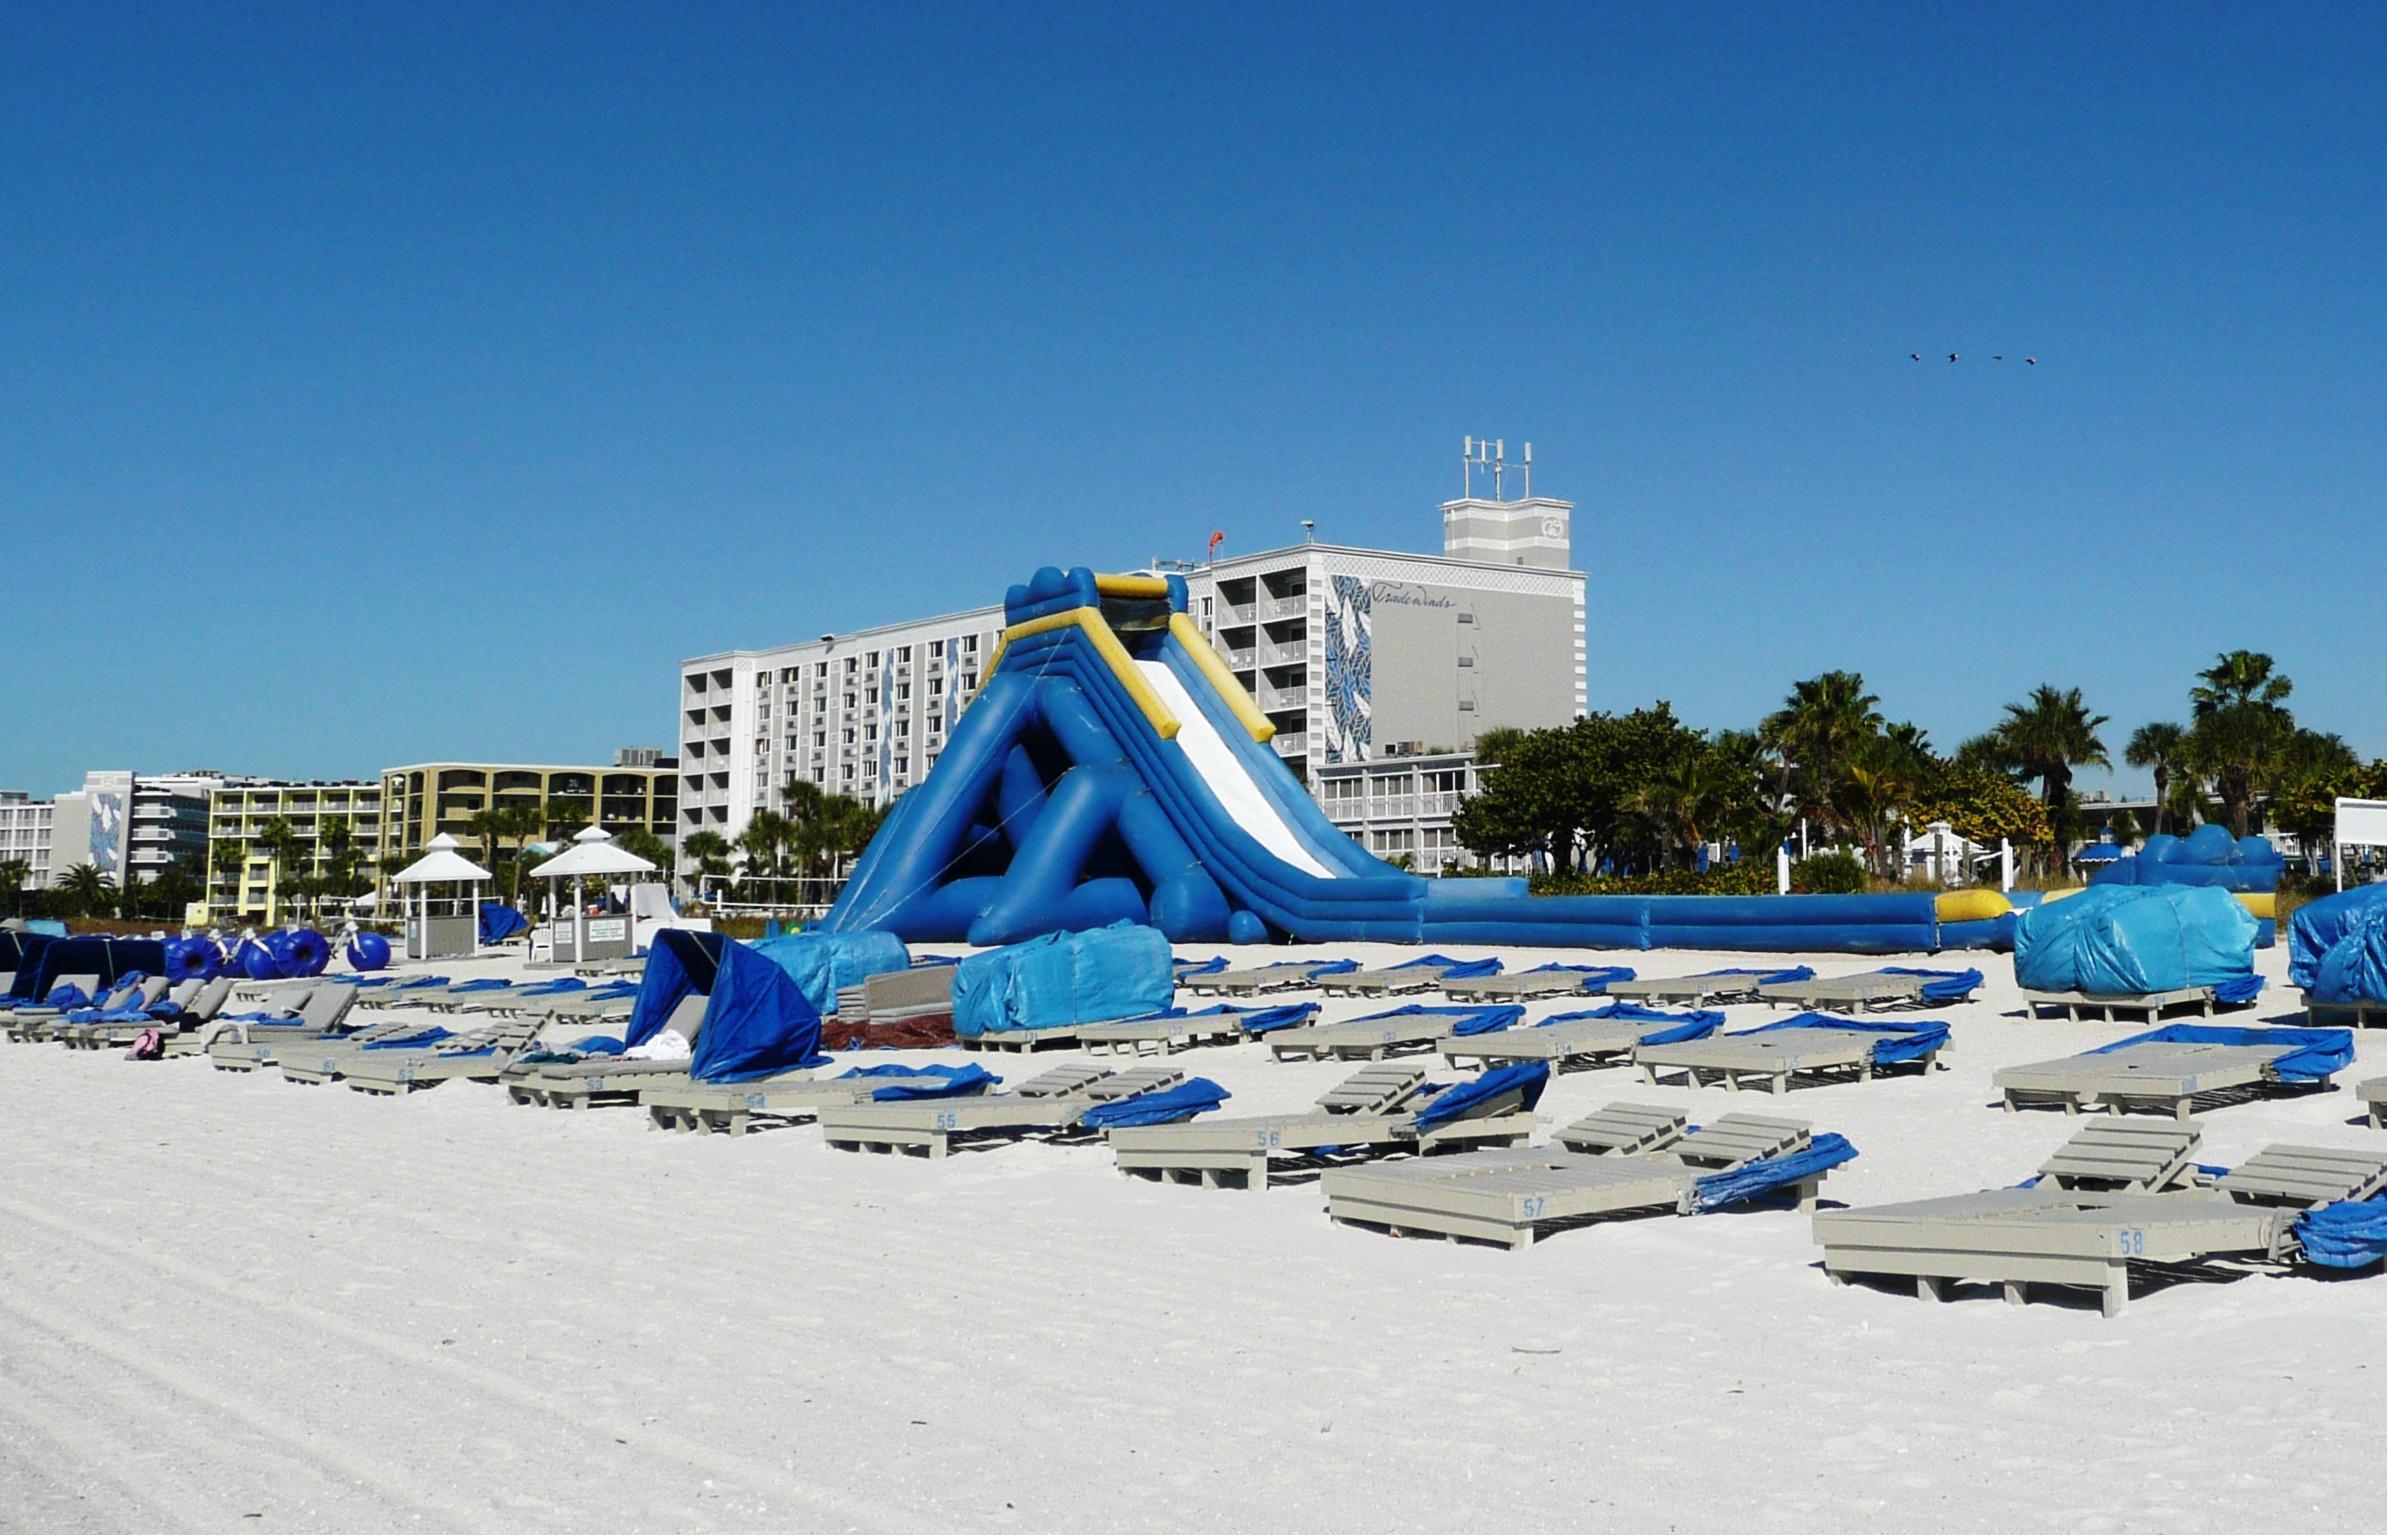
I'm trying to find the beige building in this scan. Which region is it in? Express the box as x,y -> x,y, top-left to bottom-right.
376,755 -> 678,861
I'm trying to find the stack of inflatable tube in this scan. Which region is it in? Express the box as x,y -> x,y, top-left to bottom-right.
2088,825 -> 2283,893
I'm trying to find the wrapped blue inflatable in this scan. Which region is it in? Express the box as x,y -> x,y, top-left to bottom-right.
2089,826 -> 2283,893
620,930 -> 827,1083
2014,885 -> 2258,996
752,930 -> 911,1017
951,921 -> 1174,1040
2289,883 -> 2387,993
347,931 -> 393,971
2309,902 -> 2387,1007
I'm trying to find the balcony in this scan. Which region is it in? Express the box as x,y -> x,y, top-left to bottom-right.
1219,645 -> 1255,668
1260,593 -> 1309,621
1258,638 -> 1308,668
1271,733 -> 1309,756
1215,602 -> 1256,628
1255,681 -> 1307,712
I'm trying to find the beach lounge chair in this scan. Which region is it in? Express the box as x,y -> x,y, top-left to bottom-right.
1992,1024 -> 2353,1121
819,1064 -> 1189,1158
1603,966 -> 1817,1007
642,1062 -> 1000,1136
1440,1002 -> 1723,1073
2363,1076 -> 2386,1130
1442,963 -> 1635,1002
1635,1013 -> 1953,1094
340,1018 -> 552,1095
203,984 -> 362,1070
1267,1004 -> 1525,1063
1076,1003 -> 1317,1057
281,1014 -> 545,1086
418,979 -> 540,1013
60,976 -> 230,1049
1321,1110 -> 1852,1249
1814,1138 -> 2387,1315
5,973 -> 109,1040
1187,959 -> 1359,997
504,993 -> 711,1109
2019,976 -> 2264,1022
1318,955 -> 1500,998
829,962 -> 957,1027
2309,996 -> 2387,1029
1756,967 -> 1982,1012
1107,1063 -> 1548,1192
46,977 -> 170,1043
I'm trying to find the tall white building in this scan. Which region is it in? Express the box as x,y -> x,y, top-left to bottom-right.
1,769 -> 252,889
0,791 -> 54,888
676,488 -> 1587,854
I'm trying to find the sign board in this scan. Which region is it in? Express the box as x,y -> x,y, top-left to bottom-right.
2334,797 -> 2387,890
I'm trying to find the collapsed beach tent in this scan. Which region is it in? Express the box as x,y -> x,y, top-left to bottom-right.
2015,885 -> 2259,999
614,929 -> 826,1082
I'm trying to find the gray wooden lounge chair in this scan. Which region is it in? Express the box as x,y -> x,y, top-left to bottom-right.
1814,1143 -> 2387,1315
1636,1024 -> 1947,1094
1550,1102 -> 1690,1156
1107,1065 -> 1542,1192
1994,1039 -> 2316,1121
282,1015 -> 544,1086
1441,1013 -> 1697,1074
2019,987 -> 2225,1023
341,1019 -> 549,1095
204,984 -> 360,1070
1267,1007 -> 1508,1063
60,977 -> 226,1049
47,977 -> 170,1045
6,973 -> 109,1041
1077,1011 -> 1251,1057
505,993 -> 710,1110
1603,971 -> 1779,1007
820,1065 -> 1185,1159
1189,961 -> 1350,997
1442,967 -> 1615,1002
641,1069 -> 1000,1136
1318,960 -> 1477,998
2307,997 -> 2387,1029
840,963 -> 956,1024
2363,1076 -> 2386,1129
1757,971 -> 1937,1013
1320,1112 -> 1822,1250
2033,1120 -> 2206,1192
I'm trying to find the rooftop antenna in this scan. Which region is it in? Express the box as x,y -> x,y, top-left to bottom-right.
1463,435 -> 1529,501
1522,440 -> 1532,498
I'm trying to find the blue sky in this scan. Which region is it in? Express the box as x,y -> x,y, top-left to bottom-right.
4,3 -> 2381,796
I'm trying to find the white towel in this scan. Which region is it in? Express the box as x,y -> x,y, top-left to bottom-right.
623,1027 -> 692,1062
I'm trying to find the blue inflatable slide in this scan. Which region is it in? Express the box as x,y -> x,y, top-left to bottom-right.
816,566 -> 1953,953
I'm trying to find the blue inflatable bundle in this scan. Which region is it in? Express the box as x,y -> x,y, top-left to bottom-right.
2289,883 -> 2387,998
753,930 -> 912,1017
2014,885 -> 2258,997
951,922 -> 1174,1040
2089,825 -> 2284,893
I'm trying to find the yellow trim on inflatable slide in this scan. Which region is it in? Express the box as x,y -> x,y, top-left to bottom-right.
1094,573 -> 1172,599
1935,888 -> 2011,922
976,608 -> 1180,739
1167,613 -> 1277,743
2037,886 -> 2087,905
2238,891 -> 2277,920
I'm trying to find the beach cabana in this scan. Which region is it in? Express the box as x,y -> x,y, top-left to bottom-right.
391,834 -> 495,960
529,826 -> 661,965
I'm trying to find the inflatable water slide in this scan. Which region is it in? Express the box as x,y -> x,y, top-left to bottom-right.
819,567 -> 1970,953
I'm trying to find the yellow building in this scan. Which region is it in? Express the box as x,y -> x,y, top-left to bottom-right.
376,758 -> 678,863
204,780 -> 386,924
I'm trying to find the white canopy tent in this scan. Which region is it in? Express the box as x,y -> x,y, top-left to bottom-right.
390,833 -> 495,959
529,826 -> 661,963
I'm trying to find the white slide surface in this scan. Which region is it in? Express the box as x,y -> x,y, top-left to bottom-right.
1135,661 -> 1335,879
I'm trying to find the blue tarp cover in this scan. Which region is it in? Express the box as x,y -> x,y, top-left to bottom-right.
1518,962 -> 1638,988
1881,966 -> 1985,1001
1537,1002 -> 1725,1044
1381,953 -> 1503,979
2310,903 -> 2387,1006
753,930 -> 912,1016
835,1063 -> 1002,1100
1409,1062 -> 1549,1133
1076,1077 -> 1231,1129
2289,883 -> 2387,990
1738,1011 -> 1952,1066
2294,1197 -> 2387,1269
2085,1023 -> 2353,1083
951,922 -> 1174,1038
477,903 -> 529,946
1342,1003 -> 1526,1037
1693,1133 -> 1859,1211
2088,826 -> 2283,892
1697,965 -> 1818,983
2014,884 -> 2258,996
1175,956 -> 1228,975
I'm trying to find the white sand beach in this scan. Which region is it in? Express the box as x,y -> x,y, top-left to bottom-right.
3,939 -> 2381,1533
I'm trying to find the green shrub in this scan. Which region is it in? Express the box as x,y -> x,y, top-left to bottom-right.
1529,863 -> 1777,897
1789,851 -> 1867,894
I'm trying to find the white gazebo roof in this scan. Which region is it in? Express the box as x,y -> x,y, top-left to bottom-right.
393,834 -> 495,885
529,826 -> 658,879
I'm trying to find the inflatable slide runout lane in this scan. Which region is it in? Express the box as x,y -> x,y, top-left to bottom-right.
817,566 -> 1946,952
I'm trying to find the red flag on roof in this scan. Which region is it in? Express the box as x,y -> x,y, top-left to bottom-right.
1208,530 -> 1225,550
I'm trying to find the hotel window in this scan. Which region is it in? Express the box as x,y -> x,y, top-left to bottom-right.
929,639 -> 945,658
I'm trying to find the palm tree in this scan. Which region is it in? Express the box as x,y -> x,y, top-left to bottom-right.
254,817 -> 305,923
1626,753 -> 1737,869
680,829 -> 731,903
56,862 -> 116,918
1996,686 -> 2111,866
2184,651 -> 2297,837
736,809 -> 795,902
462,807 -> 509,872
2125,722 -> 2187,835
1761,671 -> 1883,833
0,857 -> 27,915
542,796 -> 594,841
